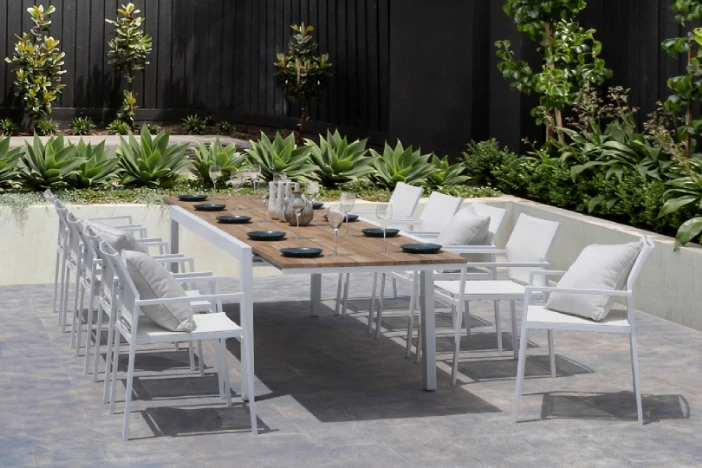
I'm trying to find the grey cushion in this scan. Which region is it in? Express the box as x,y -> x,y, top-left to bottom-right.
546,240 -> 644,321
436,206 -> 490,247
122,250 -> 195,332
87,221 -> 146,253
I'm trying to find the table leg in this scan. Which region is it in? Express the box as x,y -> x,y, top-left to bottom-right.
310,274 -> 322,317
420,270 -> 437,391
169,216 -> 180,274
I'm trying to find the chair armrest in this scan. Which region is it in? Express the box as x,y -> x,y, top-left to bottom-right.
443,246 -> 506,255
136,292 -> 243,306
172,272 -> 214,279
525,286 -> 631,297
88,215 -> 133,224
465,261 -> 549,268
529,270 -> 567,285
388,219 -> 420,225
152,253 -> 186,259
411,231 -> 441,237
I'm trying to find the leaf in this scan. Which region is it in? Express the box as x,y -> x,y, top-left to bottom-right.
675,217 -> 702,250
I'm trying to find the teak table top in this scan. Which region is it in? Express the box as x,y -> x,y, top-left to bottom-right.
164,196 -> 466,271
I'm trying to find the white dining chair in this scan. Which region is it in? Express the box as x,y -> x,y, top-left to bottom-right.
98,241 -> 257,440
513,236 -> 655,424
435,214 -> 560,383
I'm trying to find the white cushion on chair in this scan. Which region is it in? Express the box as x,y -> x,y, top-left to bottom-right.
88,222 -> 146,253
546,240 -> 644,321
122,250 -> 195,332
436,205 -> 489,247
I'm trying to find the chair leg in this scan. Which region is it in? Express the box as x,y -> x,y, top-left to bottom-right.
392,277 -> 398,298
512,327 -> 529,423
375,274 -> 386,339
108,330 -> 121,414
93,305 -> 103,382
220,340 -> 232,407
197,340 -> 205,376
547,330 -> 556,378
188,341 -> 196,371
74,286 -> 86,357
341,273 -> 350,318
368,273 -> 378,334
629,333 -> 644,424
405,273 -> 418,358
451,298 -> 464,385
415,321 -> 422,364
335,274 -> 343,316
510,301 -> 518,360
494,300 -> 503,352
52,249 -> 61,314
215,339 -> 225,400
464,301 -> 471,336
122,345 -> 137,441
83,288 -> 97,373
57,255 -> 67,325
61,266 -> 72,333
103,315 -> 116,403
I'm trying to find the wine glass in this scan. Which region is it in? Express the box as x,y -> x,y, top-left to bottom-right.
376,203 -> 394,254
251,164 -> 262,195
259,183 -> 270,223
326,207 -> 345,257
339,192 -> 356,238
229,172 -> 244,209
292,196 -> 306,239
305,180 -> 320,202
209,164 -> 222,199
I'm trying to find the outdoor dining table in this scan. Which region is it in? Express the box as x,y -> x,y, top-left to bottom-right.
164,195 -> 466,392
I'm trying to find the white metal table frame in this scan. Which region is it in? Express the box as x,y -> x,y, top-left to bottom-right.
169,205 -> 466,391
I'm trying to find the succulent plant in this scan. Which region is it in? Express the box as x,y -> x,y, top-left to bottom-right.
245,132 -> 315,181
306,130 -> 374,187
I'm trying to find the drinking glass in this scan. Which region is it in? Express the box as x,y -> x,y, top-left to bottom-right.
273,172 -> 287,183
305,180 -> 320,202
251,164 -> 262,194
326,207 -> 345,257
230,173 -> 244,208
376,203 -> 394,254
209,164 -> 222,199
292,196 -> 306,239
259,184 -> 270,223
339,192 -> 356,238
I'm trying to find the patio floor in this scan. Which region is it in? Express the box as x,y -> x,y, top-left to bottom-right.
0,273 -> 700,467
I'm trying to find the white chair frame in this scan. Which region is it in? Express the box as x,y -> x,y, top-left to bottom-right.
513,236 -> 655,424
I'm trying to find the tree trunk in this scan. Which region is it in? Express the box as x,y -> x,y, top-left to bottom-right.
543,22 -> 564,145
297,99 -> 309,146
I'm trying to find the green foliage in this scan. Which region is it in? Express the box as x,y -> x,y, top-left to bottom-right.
71,116 -> 95,136
427,154 -> 469,189
369,141 -> 438,190
660,158 -> 702,249
0,137 -> 23,190
73,139 -> 120,188
306,130 -> 374,187
0,119 -> 18,136
183,115 -> 206,135
463,139 -> 520,188
5,5 -> 66,124
497,0 -> 611,142
20,134 -> 84,190
107,119 -> 130,135
215,121 -> 232,135
245,131 -> 315,181
274,24 -> 332,143
115,127 -> 190,188
141,123 -> 160,135
106,3 -> 152,128
36,118 -> 60,136
189,138 -> 247,184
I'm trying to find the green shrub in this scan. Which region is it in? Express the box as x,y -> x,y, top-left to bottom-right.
369,141 -> 437,189
0,119 -> 18,136
215,121 -> 232,135
141,123 -> 160,135
189,138 -> 247,184
20,134 -> 84,190
73,139 -> 120,188
183,114 -> 206,135
306,130 -> 374,187
245,131 -> 315,180
36,118 -> 60,136
0,137 -> 23,190
463,139 -> 519,188
107,119 -> 130,135
427,154 -> 468,189
116,127 -> 190,188
71,116 -> 95,136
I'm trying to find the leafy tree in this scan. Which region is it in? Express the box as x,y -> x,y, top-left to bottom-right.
274,24 -> 332,145
5,5 -> 66,129
661,0 -> 702,159
106,3 -> 152,129
495,0 -> 611,143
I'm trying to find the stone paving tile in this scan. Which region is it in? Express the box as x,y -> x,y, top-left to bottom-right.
0,274 -> 700,467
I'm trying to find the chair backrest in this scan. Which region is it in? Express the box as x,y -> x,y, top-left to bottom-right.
43,189 -> 55,203
417,192 -> 462,231
98,241 -> 140,335
505,214 -> 560,284
389,182 -> 423,219
626,236 -> 655,291
472,202 -> 507,245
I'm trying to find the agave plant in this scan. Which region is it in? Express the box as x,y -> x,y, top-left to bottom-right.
189,138 -> 247,184
305,130 -> 374,187
245,132 -> 315,180
427,154 -> 469,188
369,141 -> 438,189
20,134 -> 84,190
73,139 -> 120,188
0,136 -> 22,190
116,127 -> 190,187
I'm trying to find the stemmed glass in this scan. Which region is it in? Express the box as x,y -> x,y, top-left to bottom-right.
339,192 -> 355,238
305,180 -> 320,202
326,207 -> 345,257
292,196 -> 306,239
229,172 -> 244,209
376,203 -> 394,254
209,164 -> 222,200
250,164 -> 262,194
259,184 -> 270,223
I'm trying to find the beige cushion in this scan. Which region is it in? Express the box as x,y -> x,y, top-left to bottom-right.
88,221 -> 146,253
436,205 -> 490,247
546,240 -> 643,321
122,250 -> 195,332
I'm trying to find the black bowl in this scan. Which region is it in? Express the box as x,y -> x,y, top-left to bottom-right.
362,228 -> 400,238
217,215 -> 251,224
178,194 -> 208,202
323,213 -> 359,222
312,202 -> 325,210
280,247 -> 323,258
400,243 -> 442,254
193,203 -> 226,211
247,231 -> 286,241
